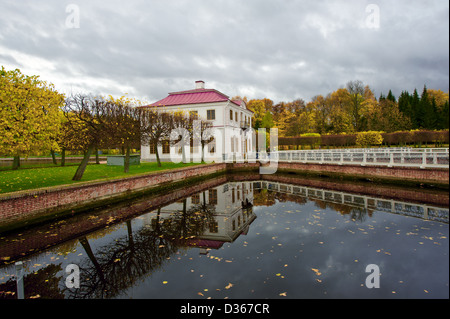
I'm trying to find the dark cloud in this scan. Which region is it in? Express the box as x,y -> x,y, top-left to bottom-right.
0,0 -> 448,103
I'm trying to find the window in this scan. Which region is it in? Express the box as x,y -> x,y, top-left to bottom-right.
207,109 -> 215,120
209,189 -> 217,205
191,194 -> 200,205
150,143 -> 156,154
209,221 -> 218,233
162,140 -> 170,154
235,112 -> 238,122
230,109 -> 233,121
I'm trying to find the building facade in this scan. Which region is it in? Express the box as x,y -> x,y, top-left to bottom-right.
140,81 -> 254,163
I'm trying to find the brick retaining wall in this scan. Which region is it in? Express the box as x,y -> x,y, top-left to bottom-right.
276,162 -> 449,184
0,163 -> 226,232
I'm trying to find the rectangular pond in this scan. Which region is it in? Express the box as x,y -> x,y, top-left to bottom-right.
0,174 -> 448,299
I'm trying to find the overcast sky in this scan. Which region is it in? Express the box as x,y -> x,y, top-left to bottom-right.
0,0 -> 448,104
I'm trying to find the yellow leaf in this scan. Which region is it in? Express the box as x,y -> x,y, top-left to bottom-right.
311,268 -> 322,276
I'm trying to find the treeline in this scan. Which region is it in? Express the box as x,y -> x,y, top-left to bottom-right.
245,80 -> 449,136
0,67 -> 206,180
279,130 -> 449,149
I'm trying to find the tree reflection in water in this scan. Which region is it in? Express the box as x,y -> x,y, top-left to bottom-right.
69,199 -> 216,299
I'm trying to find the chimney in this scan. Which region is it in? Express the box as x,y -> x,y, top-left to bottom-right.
195,80 -> 205,89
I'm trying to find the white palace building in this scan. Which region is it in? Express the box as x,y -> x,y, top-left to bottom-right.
140,80 -> 254,163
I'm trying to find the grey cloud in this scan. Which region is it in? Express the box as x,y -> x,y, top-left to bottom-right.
0,0 -> 448,103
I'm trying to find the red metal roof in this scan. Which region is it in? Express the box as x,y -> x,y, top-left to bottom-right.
145,88 -> 231,107
186,238 -> 225,250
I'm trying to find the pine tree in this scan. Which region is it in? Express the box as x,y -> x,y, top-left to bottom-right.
423,96 -> 438,129
398,91 -> 411,115
410,88 -> 421,129
417,85 -> 430,129
440,100 -> 449,129
387,90 -> 396,103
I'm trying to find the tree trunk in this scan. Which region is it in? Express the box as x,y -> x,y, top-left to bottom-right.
95,147 -> 100,164
61,148 -> 66,166
124,144 -> 130,173
50,149 -> 58,165
155,146 -> 162,167
12,155 -> 20,170
72,144 -> 94,181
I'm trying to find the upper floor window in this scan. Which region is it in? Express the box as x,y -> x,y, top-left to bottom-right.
230,109 -> 233,121
207,109 -> 215,120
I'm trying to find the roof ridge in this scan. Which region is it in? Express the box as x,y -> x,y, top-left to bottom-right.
169,88 -> 229,98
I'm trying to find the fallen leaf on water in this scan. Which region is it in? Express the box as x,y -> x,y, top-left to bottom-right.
311,268 -> 322,276
279,292 -> 287,296
162,281 -> 168,285
225,283 -> 233,289
198,292 -> 204,296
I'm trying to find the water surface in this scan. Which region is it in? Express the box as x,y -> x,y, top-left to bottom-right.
0,176 -> 448,299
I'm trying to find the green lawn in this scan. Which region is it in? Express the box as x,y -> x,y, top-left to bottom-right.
0,162 -> 203,194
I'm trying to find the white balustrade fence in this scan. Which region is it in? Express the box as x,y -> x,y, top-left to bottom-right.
276,147 -> 449,169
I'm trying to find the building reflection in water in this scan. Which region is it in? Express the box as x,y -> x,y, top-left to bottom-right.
142,181 -> 256,254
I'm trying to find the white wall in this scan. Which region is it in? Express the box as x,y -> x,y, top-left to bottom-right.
140,101 -> 254,162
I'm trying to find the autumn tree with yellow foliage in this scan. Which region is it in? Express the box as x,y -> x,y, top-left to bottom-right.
0,66 -> 65,169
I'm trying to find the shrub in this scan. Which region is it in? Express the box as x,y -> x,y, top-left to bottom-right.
355,131 -> 384,147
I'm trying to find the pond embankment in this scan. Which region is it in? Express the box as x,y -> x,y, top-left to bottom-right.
0,161 -> 448,233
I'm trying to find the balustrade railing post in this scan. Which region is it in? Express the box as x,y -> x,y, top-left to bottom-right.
421,152 -> 427,169
15,261 -> 24,299
388,153 -> 394,167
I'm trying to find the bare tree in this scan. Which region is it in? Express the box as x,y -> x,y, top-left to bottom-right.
346,80 -> 366,131
63,94 -> 109,181
106,100 -> 140,173
138,108 -> 175,167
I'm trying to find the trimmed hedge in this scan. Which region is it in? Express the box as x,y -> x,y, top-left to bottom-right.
279,130 -> 449,148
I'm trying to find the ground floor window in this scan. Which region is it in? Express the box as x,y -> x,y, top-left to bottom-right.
162,140 -> 170,154
150,143 -> 156,154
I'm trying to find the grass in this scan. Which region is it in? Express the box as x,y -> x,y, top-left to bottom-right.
0,161 -> 203,194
